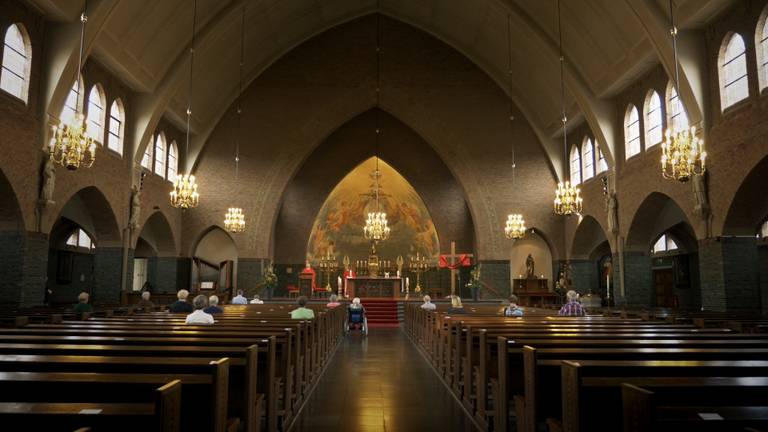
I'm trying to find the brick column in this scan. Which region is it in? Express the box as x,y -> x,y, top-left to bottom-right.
479,260 -> 510,299
237,258 -> 266,298
0,231 -> 49,307
155,257 -> 179,293
622,251 -> 653,307
698,237 -> 760,313
93,247 -> 123,305
569,259 -> 595,294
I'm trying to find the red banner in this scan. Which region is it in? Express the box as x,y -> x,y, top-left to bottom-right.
439,254 -> 472,269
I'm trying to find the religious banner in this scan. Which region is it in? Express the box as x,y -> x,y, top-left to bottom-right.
438,254 -> 471,269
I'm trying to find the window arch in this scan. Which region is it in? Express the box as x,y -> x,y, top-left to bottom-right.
154,133 -> 167,177
569,145 -> 581,185
624,104 -> 641,159
652,233 -> 680,254
167,141 -> 178,182
666,81 -> 689,133
644,90 -> 662,148
1,23 -> 31,102
60,75 -> 84,125
107,99 -> 125,155
581,137 -> 594,180
87,84 -> 106,143
718,32 -> 749,109
141,141 -> 153,170
756,9 -> 768,92
597,146 -> 607,173
66,228 -> 95,251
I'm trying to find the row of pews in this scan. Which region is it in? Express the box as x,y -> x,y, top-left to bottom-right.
0,303 -> 345,432
404,303 -> 768,432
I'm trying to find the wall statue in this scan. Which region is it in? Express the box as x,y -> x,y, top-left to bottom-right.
128,185 -> 141,230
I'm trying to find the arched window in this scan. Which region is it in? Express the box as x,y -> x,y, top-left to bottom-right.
0,24 -> 31,102
756,11 -> 768,92
60,75 -> 84,125
167,141 -> 178,182
154,133 -> 167,177
87,85 -> 106,143
569,145 -> 581,185
652,233 -> 679,254
644,90 -> 662,147
597,146 -> 607,173
66,228 -> 95,251
666,81 -> 689,133
718,33 -> 749,109
141,142 -> 153,170
107,99 -> 124,155
581,137 -> 594,180
624,104 -> 641,159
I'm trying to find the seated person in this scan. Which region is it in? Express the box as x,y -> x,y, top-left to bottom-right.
503,294 -> 524,316
326,294 -> 341,308
231,289 -> 248,305
186,295 -> 215,325
204,295 -> 223,314
558,290 -> 586,317
446,295 -> 467,314
136,291 -> 155,310
249,294 -> 264,304
420,295 -> 436,311
168,289 -> 194,313
290,296 -> 315,319
73,291 -> 93,314
348,297 -> 366,330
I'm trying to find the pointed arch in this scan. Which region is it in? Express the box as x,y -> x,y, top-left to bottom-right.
570,215 -> 611,259
723,154 -> 768,236
624,104 -> 640,159
60,74 -> 85,125
153,132 -> 167,177
86,83 -> 107,143
718,32 -> 749,110
643,89 -> 662,148
1,23 -> 32,102
625,192 -> 695,252
0,167 -> 23,231
167,141 -> 178,182
666,81 -> 689,133
581,137 -> 594,181
51,186 -> 122,247
107,98 -> 125,155
569,145 -> 582,185
134,211 -> 177,256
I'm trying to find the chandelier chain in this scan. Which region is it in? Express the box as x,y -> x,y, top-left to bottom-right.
185,0 -> 197,161
75,0 -> 87,85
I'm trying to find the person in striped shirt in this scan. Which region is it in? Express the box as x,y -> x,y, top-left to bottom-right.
558,290 -> 586,317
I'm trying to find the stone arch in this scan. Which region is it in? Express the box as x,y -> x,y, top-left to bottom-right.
134,211 -> 177,256
722,155 -> 768,236
626,192 -> 694,252
50,186 -> 121,248
509,227 -> 555,290
192,225 -> 239,293
570,215 -> 611,260
0,167 -> 23,231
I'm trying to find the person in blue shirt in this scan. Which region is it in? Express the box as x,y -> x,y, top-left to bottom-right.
231,290 -> 248,305
504,295 -> 524,316
204,295 -> 223,314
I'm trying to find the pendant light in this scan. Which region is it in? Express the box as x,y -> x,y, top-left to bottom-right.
225,5 -> 247,233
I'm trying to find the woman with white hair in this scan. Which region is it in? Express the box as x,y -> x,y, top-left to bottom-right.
186,295 -> 215,324
137,291 -> 154,310
558,290 -> 586,316
73,292 -> 93,314
347,297 -> 367,334
168,289 -> 193,313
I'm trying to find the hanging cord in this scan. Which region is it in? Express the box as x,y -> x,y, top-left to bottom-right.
507,14 -> 516,196
668,0 -> 682,125
374,7 -> 382,213
185,0 -> 198,169
235,4 -> 246,182
557,0 -> 567,172
74,0 -> 88,88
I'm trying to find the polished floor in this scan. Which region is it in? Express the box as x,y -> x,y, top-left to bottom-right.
290,328 -> 478,432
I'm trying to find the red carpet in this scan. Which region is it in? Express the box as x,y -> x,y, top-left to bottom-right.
362,299 -> 400,328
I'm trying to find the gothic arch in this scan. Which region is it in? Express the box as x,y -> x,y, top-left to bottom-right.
50,186 -> 121,248
0,167 -> 23,231
134,211 -> 177,257
722,155 -> 768,236
626,192 -> 695,253
571,215 -> 611,260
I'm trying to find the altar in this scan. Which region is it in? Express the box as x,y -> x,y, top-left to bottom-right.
347,277 -> 402,298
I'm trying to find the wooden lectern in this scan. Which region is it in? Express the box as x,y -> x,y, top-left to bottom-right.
298,274 -> 313,297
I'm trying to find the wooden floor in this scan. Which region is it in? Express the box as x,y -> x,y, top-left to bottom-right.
290,328 -> 477,432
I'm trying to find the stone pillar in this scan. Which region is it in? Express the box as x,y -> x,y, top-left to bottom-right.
237,258 -> 266,297
479,260 -> 510,299
0,231 -> 49,307
569,259 -> 595,294
622,252 -> 653,307
93,247 -> 123,305
698,237 -> 760,313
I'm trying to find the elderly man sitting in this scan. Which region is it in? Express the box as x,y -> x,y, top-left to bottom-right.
169,289 -> 194,313
137,291 -> 154,310
204,295 -> 223,314
186,295 -> 215,325
558,290 -> 586,317
420,295 -> 436,311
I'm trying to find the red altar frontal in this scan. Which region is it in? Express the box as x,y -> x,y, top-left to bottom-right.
347,277 -> 402,298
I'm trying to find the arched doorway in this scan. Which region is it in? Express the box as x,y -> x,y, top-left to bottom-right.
133,211 -> 178,293
193,226 -> 238,299
0,167 -> 31,305
570,215 -> 612,301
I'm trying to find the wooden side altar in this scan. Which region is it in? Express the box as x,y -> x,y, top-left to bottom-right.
347,277 -> 402,298
513,278 -> 559,307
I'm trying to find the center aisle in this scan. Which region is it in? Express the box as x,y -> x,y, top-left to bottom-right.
289,328 -> 478,432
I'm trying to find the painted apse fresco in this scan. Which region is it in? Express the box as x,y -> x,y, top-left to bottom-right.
307,158 -> 440,264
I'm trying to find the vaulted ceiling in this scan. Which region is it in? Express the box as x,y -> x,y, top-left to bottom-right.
27,0 -> 736,173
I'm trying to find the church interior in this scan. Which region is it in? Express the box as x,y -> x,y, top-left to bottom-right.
0,0 -> 768,431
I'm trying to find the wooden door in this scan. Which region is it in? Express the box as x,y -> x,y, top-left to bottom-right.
653,268 -> 676,308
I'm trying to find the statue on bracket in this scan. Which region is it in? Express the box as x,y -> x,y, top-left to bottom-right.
525,253 -> 535,279
692,173 -> 710,219
40,157 -> 56,206
605,192 -> 618,235
128,185 -> 142,230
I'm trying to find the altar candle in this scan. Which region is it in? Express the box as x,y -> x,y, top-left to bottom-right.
406,277 -> 409,289
606,274 -> 611,299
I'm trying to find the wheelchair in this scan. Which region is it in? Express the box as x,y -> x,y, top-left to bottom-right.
346,306 -> 368,336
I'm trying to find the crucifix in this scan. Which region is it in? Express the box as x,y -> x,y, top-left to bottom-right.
444,241 -> 474,296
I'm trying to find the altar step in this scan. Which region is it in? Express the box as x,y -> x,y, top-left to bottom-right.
362,299 -> 400,327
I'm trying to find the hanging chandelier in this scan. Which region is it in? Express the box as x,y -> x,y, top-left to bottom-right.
552,0 -> 583,216
171,0 -> 200,209
224,207 -> 246,233
661,0 -> 706,183
49,3 -> 95,171
362,10 -> 390,242
224,6 -> 247,232
503,15 -> 527,240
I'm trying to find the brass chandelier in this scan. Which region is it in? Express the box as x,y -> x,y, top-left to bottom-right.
553,0 -> 582,216
661,0 -> 706,182
503,15 -> 526,240
171,0 -> 200,209
49,2 -> 95,171
224,5 -> 247,233
363,10 -> 390,242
